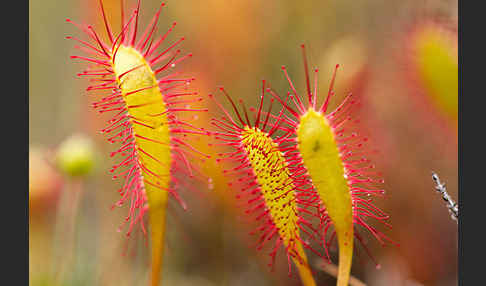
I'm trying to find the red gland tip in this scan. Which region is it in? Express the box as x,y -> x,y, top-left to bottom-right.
281,65 -> 286,70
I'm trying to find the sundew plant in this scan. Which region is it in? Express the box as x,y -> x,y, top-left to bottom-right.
67,0 -> 207,285
209,86 -> 326,286
404,20 -> 458,132
266,45 -> 397,286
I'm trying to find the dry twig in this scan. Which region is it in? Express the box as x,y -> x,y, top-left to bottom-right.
431,172 -> 458,223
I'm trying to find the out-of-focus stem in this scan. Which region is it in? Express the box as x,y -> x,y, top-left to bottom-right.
315,259 -> 367,286
52,178 -> 84,284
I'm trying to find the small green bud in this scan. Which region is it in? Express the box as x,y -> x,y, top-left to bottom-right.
56,134 -> 96,178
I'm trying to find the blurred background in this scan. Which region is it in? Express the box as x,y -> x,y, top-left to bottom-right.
29,0 -> 458,285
